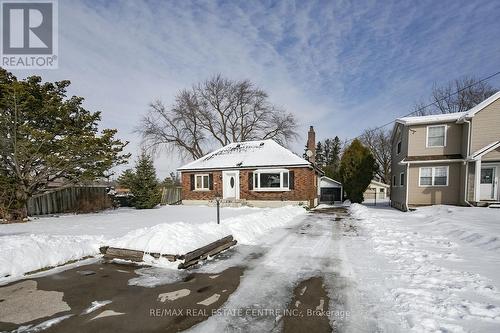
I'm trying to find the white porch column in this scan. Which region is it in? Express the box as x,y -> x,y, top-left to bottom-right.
474,159 -> 481,202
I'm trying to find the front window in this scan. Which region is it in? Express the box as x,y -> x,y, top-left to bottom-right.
253,169 -> 289,191
434,167 -> 448,185
397,141 -> 402,154
480,168 -> 494,184
427,125 -> 446,147
195,174 -> 209,190
420,167 -> 432,185
419,166 -> 449,186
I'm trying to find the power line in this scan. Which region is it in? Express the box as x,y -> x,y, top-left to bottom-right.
345,71 -> 500,143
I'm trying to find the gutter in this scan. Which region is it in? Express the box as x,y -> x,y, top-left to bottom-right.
398,159 -> 464,165
178,164 -> 311,172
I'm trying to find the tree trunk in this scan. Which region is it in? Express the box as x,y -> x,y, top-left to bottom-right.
3,206 -> 28,222
1,191 -> 29,222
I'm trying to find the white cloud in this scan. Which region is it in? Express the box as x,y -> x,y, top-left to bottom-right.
10,0 -> 500,178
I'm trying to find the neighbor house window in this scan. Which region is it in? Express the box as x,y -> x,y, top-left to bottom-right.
397,141 -> 402,154
253,169 -> 289,191
380,188 -> 385,193
195,174 -> 210,190
400,173 -> 405,186
392,175 -> 396,186
419,166 -> 449,186
427,125 -> 446,147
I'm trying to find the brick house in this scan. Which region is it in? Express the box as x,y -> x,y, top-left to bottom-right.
177,132 -> 323,208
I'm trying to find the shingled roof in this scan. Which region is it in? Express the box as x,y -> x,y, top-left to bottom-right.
177,140 -> 310,171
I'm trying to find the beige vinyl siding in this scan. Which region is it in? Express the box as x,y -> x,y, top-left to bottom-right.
482,147 -> 500,161
458,163 -> 466,205
407,163 -> 462,206
390,123 -> 408,209
461,122 -> 470,156
407,123 -> 463,156
470,98 -> 500,154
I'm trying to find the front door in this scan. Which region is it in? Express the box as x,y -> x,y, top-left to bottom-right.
222,171 -> 239,199
480,167 -> 497,200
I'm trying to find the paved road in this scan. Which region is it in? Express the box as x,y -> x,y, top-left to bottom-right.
0,207 -> 356,333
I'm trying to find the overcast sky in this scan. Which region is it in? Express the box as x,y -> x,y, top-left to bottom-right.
11,0 -> 500,178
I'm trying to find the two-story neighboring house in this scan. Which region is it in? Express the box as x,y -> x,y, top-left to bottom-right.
391,91 -> 500,211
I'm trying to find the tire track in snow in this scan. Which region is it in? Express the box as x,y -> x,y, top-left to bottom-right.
187,208 -> 374,333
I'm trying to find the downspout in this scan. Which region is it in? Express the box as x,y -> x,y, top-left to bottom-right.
405,162 -> 410,211
463,119 -> 474,207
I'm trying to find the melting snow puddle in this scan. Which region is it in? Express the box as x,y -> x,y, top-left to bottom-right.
128,267 -> 186,288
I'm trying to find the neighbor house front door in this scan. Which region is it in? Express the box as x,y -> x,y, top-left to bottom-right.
480,166 -> 498,201
222,170 -> 240,199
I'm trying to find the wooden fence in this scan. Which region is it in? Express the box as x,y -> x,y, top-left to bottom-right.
27,185 -> 110,216
161,186 -> 182,205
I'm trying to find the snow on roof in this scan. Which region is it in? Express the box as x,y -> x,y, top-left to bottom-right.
396,91 -> 500,126
458,90 -> 500,121
396,112 -> 467,125
177,139 -> 310,171
320,176 -> 342,188
370,180 -> 390,188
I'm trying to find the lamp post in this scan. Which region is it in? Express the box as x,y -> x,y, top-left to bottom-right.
214,193 -> 221,224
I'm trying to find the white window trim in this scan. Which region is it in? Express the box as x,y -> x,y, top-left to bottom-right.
418,166 -> 449,187
399,172 -> 405,187
194,173 -> 210,191
426,125 -> 447,148
253,169 -> 290,191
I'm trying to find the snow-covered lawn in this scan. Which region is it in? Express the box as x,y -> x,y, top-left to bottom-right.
346,204 -> 500,332
0,205 -> 305,284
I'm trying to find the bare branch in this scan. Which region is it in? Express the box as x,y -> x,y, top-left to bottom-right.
138,75 -> 298,160
412,75 -> 498,115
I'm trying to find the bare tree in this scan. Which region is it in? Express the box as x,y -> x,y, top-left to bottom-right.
360,128 -> 392,184
413,76 -> 497,115
139,75 -> 298,159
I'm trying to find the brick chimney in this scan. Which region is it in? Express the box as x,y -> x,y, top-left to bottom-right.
306,126 -> 316,163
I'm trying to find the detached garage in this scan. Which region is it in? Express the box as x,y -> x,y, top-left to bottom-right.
319,176 -> 343,204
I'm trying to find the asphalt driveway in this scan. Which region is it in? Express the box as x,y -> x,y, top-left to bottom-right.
0,207 -> 352,333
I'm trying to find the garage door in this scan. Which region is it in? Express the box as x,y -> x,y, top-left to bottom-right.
320,188 -> 341,203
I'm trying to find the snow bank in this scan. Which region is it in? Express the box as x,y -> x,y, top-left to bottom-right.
0,234 -> 102,279
109,222 -> 228,255
0,205 -> 259,238
349,203 -> 370,219
346,204 -> 500,332
0,205 -> 305,283
108,205 -> 306,254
